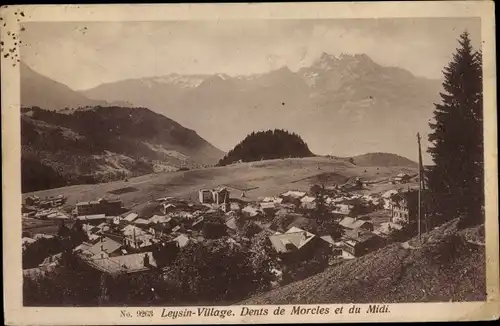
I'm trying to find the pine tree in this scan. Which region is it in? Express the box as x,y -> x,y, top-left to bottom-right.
427,31 -> 483,225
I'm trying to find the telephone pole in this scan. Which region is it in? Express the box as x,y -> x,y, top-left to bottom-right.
417,133 -> 424,241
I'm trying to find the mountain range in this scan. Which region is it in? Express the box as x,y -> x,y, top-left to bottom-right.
20,63 -> 225,192
79,53 -> 442,161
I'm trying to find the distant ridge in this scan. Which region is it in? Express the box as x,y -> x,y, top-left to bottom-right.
350,152 -> 418,167
20,62 -> 133,110
80,52 -> 441,161
21,106 -> 224,192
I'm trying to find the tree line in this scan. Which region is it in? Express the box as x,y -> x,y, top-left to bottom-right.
218,129 -> 314,166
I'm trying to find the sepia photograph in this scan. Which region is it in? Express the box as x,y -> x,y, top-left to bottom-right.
1,2 -> 498,324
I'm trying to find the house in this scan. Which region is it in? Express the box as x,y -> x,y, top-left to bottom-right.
262,196 -> 284,204
260,202 -> 277,216
389,190 -> 418,225
199,189 -> 213,204
393,173 -> 411,184
382,190 -> 399,209
82,237 -> 123,259
32,233 -> 54,240
123,212 -> 139,223
269,227 -> 316,254
76,214 -> 107,225
122,224 -> 147,237
73,242 -> 93,254
86,252 -> 157,275
340,177 -> 363,191
242,205 -> 261,218
23,265 -> 58,280
148,223 -> 170,237
341,229 -> 384,259
221,197 -> 231,213
319,235 -> 343,256
173,234 -> 191,248
75,198 -> 123,216
161,203 -> 177,215
22,237 -> 36,250
280,191 -> 306,204
332,204 -> 353,216
300,196 -> 316,210
339,217 -> 374,232
375,222 -> 403,237
212,187 -> 230,205
225,216 -> 238,232
132,218 -> 150,226
149,215 -> 171,224
25,195 -> 40,206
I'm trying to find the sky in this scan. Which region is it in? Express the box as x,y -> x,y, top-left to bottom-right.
20,18 -> 481,90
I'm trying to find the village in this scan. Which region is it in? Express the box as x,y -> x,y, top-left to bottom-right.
22,170 -> 421,285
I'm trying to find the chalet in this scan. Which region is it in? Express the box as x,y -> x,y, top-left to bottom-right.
262,196 -> 284,204
75,198 -> 123,216
340,177 -> 363,191
221,197 -> 231,213
375,222 -> 403,237
212,187 -> 230,205
173,234 -> 191,248
81,237 -> 123,259
280,191 -> 306,205
23,265 -> 57,280
76,214 -> 107,225
332,204 -> 353,216
199,189 -> 213,204
242,205 -> 261,218
39,253 -> 63,268
382,190 -> 398,209
86,252 -> 157,275
149,215 -> 171,224
25,195 -> 40,206
73,242 -> 93,254
393,173 -> 411,184
341,229 -> 384,259
339,217 -> 374,232
148,223 -> 166,237
123,212 -> 139,223
269,226 -> 332,263
260,202 -> 277,216
22,237 -> 36,250
132,218 -> 150,227
33,233 -> 54,240
268,227 -> 316,254
389,190 -> 418,225
225,216 -> 238,232
161,203 -> 177,215
300,196 -> 316,210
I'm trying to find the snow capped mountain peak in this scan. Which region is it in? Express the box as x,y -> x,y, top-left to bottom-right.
312,52 -> 339,70
150,74 -> 206,88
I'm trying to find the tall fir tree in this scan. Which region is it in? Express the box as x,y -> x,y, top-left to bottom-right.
427,31 -> 484,225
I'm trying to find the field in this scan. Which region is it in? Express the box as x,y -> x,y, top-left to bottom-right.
22,157 -> 418,223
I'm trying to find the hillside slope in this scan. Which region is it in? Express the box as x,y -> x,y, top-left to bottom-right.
21,106 -> 223,192
240,219 -> 485,304
351,152 -> 418,167
81,53 -> 441,161
20,63 -> 132,110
